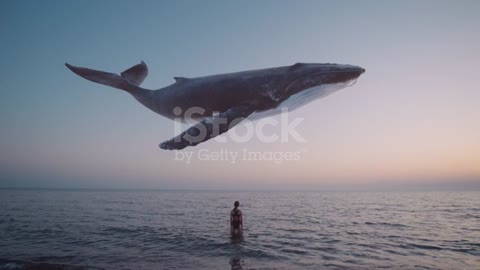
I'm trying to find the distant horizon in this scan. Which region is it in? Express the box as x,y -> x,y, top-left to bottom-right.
1,178 -> 479,192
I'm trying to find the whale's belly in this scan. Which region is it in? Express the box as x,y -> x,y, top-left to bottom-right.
248,80 -> 354,121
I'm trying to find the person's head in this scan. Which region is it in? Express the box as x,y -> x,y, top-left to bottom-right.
234,201 -> 240,208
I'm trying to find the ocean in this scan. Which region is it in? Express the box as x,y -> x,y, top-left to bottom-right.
0,190 -> 479,270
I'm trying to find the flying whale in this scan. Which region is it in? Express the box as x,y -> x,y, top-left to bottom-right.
65,62 -> 365,150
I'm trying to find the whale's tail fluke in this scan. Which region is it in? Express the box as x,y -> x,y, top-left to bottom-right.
65,61 -> 149,93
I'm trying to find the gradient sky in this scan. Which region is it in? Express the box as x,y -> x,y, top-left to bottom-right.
1,0 -> 479,190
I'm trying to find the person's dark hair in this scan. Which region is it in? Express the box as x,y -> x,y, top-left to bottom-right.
234,201 -> 240,210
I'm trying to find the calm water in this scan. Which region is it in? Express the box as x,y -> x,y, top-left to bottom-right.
0,190 -> 479,269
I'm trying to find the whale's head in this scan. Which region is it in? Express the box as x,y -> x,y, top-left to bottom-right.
247,62 -> 365,120
256,63 -> 365,112
283,63 -> 365,97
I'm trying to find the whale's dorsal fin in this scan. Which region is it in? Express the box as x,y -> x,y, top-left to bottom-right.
159,105 -> 256,150
174,77 -> 189,83
121,61 -> 148,86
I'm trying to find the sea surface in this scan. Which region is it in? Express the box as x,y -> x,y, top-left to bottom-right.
0,190 -> 479,270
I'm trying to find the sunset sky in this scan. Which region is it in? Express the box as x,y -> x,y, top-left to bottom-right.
1,0 -> 479,190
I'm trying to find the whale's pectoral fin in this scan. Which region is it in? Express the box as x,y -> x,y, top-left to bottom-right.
159,105 -> 256,150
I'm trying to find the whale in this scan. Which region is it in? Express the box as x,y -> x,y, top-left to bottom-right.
65,62 -> 365,150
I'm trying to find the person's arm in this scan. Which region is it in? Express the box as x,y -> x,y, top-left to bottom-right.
239,210 -> 244,231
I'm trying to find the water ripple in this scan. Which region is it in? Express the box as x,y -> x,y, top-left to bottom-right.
1,190 -> 479,269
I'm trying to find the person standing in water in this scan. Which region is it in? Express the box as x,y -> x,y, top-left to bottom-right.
230,201 -> 243,236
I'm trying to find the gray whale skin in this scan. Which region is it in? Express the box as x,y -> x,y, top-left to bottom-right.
66,62 -> 365,150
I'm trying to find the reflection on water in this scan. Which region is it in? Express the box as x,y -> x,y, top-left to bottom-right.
230,234 -> 245,269
229,257 -> 245,270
